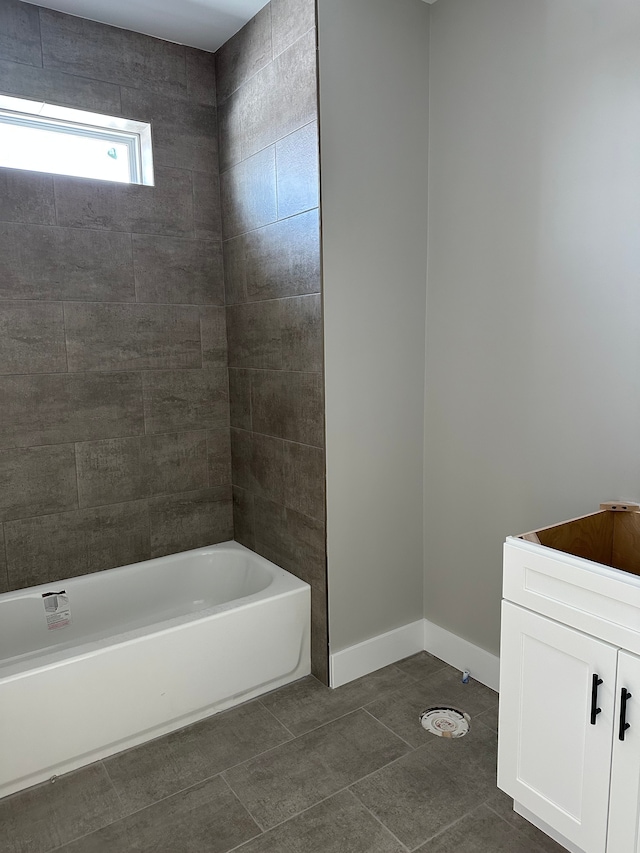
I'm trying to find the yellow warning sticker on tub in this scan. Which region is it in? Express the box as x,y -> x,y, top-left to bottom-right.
42,591 -> 71,630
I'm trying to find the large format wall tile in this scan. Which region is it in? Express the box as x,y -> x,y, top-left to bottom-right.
229,368 -> 253,431
0,58 -> 122,113
141,431 -> 209,496
226,295 -> 322,372
232,485 -> 255,549
76,437 -> 146,507
220,147 -> 277,239
0,0 -> 42,67
200,306 -> 228,367
132,236 -> 224,305
215,4 -> 272,103
231,429 -> 284,504
186,47 -> 217,106
281,294 -> 323,372
271,0 -> 316,58
39,9 -> 187,97
0,526 -> 7,593
239,64 -> 279,162
0,372 -> 144,449
64,303 -> 202,372
5,500 -> 151,590
0,445 -> 78,522
54,169 -> 194,236
0,301 -> 67,374
121,89 -> 217,173
208,429 -> 232,486
226,301 -> 282,369
0,4 -> 230,595
217,3 -> 325,681
142,369 -> 229,434
224,210 -> 321,304
253,496 -> 325,589
283,441 -> 325,520
76,432 -> 210,508
251,371 -> 324,447
217,93 -> 243,173
273,30 -> 317,142
149,487 -> 233,557
0,225 -> 135,302
193,171 -> 223,240
0,169 -> 55,225
276,121 -> 320,219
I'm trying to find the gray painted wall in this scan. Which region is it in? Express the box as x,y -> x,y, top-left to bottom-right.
0,0 -> 231,593
215,0 -> 327,681
318,0 -> 430,654
425,0 -> 640,655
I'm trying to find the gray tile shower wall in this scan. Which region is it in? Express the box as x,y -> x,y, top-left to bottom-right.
215,0 -> 327,682
0,0 -> 231,592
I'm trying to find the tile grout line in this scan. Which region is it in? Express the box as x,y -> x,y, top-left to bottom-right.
256,698 -> 297,739
218,773 -> 266,834
348,789 -> 412,853
405,806 -> 485,852
23,658 -> 497,853
43,762 -> 131,853
483,798 -> 554,853
44,689 -> 421,849
360,706 -> 417,752
221,773 -> 269,834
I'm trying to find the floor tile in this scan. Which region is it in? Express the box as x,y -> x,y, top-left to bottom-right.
485,790 -> 566,853
224,708 -> 411,829
475,704 -> 499,732
415,803 -> 551,852
260,666 -> 415,736
366,667 -> 498,748
395,651 -> 450,681
58,776 -> 260,853
351,724 -> 497,850
103,700 -> 292,812
0,763 -> 124,853
234,789 -> 404,853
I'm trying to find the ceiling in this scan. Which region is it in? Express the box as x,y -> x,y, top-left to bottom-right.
21,0 -> 437,54
21,0 -> 272,53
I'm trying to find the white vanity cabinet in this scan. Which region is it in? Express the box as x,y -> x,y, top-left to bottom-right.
497,508 -> 640,853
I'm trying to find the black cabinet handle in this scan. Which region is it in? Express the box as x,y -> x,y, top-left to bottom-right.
590,674 -> 603,725
619,688 -> 632,741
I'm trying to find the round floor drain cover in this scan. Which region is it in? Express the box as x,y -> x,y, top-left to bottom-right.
419,707 -> 470,738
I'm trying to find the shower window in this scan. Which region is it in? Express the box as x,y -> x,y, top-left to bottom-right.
0,95 -> 154,185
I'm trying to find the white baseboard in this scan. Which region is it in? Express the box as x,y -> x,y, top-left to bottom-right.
330,621 -> 424,688
329,618 -> 500,692
423,618 -> 500,692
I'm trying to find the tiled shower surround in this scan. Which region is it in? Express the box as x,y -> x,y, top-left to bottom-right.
0,0 -> 231,593
0,0 -> 327,679
216,0 -> 327,681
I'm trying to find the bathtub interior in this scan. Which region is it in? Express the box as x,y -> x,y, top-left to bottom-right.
0,543 -> 277,667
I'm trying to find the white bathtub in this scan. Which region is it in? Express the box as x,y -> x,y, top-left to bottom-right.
0,541 -> 310,799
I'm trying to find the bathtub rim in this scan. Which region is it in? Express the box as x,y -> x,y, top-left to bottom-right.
0,540 -> 310,680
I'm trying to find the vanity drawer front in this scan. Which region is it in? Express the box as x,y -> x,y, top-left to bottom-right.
503,541 -> 640,654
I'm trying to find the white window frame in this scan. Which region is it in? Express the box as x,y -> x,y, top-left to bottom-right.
0,94 -> 154,185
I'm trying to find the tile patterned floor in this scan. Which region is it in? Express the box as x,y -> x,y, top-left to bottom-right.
0,653 -> 565,853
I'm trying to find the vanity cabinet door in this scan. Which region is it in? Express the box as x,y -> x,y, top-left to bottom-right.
607,650 -> 640,853
498,601 -> 618,853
